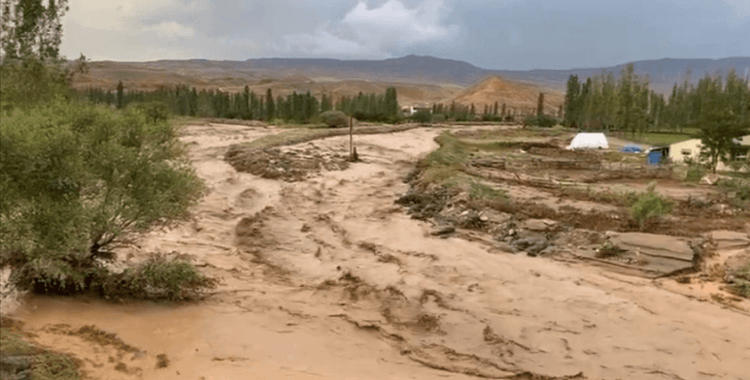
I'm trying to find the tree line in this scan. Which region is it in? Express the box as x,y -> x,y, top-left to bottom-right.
80,83 -> 400,123
563,63 -> 750,136
564,63 -> 750,171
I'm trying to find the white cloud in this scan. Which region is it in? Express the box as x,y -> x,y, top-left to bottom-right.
723,0 -> 750,20
282,0 -> 459,58
142,21 -> 195,39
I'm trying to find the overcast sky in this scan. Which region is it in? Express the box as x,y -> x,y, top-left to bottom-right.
61,0 -> 750,70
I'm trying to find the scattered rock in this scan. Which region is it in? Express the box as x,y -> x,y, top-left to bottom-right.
431,225 -> 456,236
522,219 -> 558,232
155,354 -> 170,369
493,241 -> 517,253
706,230 -> 750,250
512,238 -> 548,255
699,174 -> 720,185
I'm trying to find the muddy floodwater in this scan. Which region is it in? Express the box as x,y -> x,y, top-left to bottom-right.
9,123 -> 750,380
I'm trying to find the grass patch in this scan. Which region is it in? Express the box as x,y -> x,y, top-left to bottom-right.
107,254 -> 219,301
468,181 -> 507,200
30,352 -> 79,380
729,263 -> 750,299
595,241 -> 627,259
559,185 -> 638,207
1,328 -> 35,355
242,128 -> 325,149
1,324 -> 80,380
626,132 -> 694,146
630,182 -> 673,230
238,124 -> 419,151
685,165 -> 706,182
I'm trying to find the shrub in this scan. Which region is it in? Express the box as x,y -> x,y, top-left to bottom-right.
128,101 -> 170,123
431,114 -> 446,123
106,254 -> 218,301
0,100 -> 206,296
595,241 -> 626,258
630,182 -> 672,230
411,110 -> 432,123
685,164 -> 706,182
320,111 -> 350,128
523,115 -> 558,128
469,181 -> 507,200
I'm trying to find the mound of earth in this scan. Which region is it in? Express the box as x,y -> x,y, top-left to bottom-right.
226,146 -> 349,181
447,76 -> 564,115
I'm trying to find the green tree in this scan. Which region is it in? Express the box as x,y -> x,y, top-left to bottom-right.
320,93 -> 332,112
266,88 -> 275,121
385,86 -> 399,120
1,0 -> 68,63
537,92 -> 544,117
697,75 -> 750,173
115,80 -> 124,109
1,0 -> 73,111
564,75 -> 581,127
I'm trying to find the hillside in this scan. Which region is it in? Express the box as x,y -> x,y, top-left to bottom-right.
70,56 -> 749,106
497,57 -> 750,94
447,76 -> 564,116
70,60 -> 464,106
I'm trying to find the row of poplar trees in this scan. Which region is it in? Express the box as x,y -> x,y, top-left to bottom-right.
564,63 -> 750,137
81,84 -> 400,123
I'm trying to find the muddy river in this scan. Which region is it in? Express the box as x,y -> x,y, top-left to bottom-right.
8,123 -> 750,380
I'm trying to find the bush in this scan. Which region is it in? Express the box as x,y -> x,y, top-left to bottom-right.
685,164 -> 706,182
431,114 -> 446,123
523,115 -> 558,128
595,241 -> 626,258
0,100 -> 206,296
630,182 -> 672,230
104,254 -> 218,301
320,110 -> 350,128
468,181 -> 507,200
725,262 -> 750,298
411,110 -> 432,123
128,101 -> 170,123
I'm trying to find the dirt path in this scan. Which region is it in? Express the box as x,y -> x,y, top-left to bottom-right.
10,123 -> 750,380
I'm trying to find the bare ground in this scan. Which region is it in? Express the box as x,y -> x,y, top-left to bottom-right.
6,123 -> 750,380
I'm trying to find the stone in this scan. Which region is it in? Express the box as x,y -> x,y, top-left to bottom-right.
539,246 -> 558,256
512,237 -> 548,253
706,230 -> 750,250
522,219 -> 558,232
601,231 -> 697,276
493,242 -> 517,253
699,174 -> 720,185
431,225 -> 455,236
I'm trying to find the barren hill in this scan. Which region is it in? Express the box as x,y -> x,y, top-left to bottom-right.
447,76 -> 564,116
70,61 -> 462,106
70,55 -> 748,108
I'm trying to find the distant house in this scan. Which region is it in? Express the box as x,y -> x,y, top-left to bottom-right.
668,139 -> 703,164
401,105 -> 432,116
667,136 -> 750,169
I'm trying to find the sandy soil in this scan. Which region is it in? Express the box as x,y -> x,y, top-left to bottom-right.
8,123 -> 750,380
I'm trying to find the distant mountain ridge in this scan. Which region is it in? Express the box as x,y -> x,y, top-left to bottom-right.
239,55 -> 750,94
74,55 -> 750,102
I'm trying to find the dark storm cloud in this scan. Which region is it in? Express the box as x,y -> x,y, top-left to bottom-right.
61,0 -> 749,69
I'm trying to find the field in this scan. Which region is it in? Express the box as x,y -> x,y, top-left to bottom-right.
4,122 -> 749,380
614,130 -> 697,146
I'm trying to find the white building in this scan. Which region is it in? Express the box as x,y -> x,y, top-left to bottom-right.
669,136 -> 750,170
401,105 -> 432,116
668,139 -> 703,164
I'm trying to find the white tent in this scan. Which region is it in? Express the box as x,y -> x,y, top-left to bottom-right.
566,133 -> 609,150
